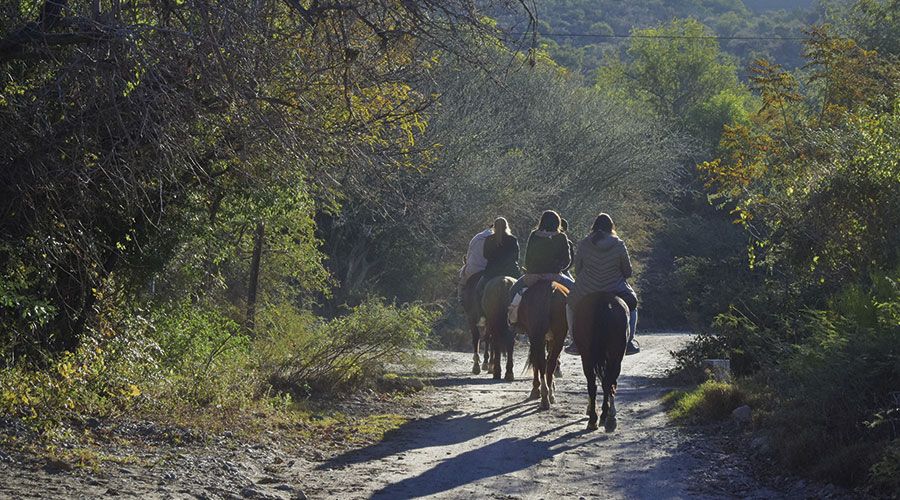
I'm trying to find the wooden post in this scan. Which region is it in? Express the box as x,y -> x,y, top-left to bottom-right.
245,221 -> 264,333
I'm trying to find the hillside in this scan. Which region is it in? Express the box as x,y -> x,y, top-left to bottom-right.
517,0 -> 821,74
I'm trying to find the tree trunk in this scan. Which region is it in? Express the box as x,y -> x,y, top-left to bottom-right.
245,221 -> 265,333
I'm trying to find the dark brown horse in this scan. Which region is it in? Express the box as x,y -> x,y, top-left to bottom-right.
520,280 -> 569,410
481,276 -> 516,381
573,292 -> 628,431
461,272 -> 489,374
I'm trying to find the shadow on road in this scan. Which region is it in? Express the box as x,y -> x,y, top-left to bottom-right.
424,376 -> 512,388
317,400 -> 538,471
371,424 -> 607,498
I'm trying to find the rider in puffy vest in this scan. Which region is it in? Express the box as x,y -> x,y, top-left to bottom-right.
569,213 -> 640,355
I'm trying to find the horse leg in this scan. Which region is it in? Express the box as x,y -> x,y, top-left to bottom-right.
604,348 -> 623,432
546,340 -> 563,405
504,333 -> 515,381
480,329 -> 490,372
582,357 -> 598,430
539,366 -> 550,410
528,364 -> 541,400
491,333 -> 501,380
600,390 -> 609,425
604,393 -> 618,432
470,318 -> 481,375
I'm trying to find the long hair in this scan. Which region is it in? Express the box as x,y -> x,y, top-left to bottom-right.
536,210 -> 561,232
591,213 -> 616,242
488,217 -> 512,250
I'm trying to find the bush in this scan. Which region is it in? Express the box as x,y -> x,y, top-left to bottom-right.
666,380 -> 747,424
258,298 -> 436,397
0,332 -> 151,434
0,296 -> 437,440
869,441 -> 900,495
762,273 -> 900,486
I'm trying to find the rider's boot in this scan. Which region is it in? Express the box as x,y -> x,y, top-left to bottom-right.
625,308 -> 640,355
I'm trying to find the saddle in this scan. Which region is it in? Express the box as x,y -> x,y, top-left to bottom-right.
508,276 -> 568,324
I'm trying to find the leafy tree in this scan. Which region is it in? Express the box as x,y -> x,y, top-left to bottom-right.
316,44 -> 686,311
701,26 -> 900,291
0,0 -> 529,356
596,18 -> 754,147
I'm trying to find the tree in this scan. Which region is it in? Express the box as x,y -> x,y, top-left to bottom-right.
595,18 -> 753,148
0,0 -> 532,355
314,43 -> 684,311
701,26 -> 900,292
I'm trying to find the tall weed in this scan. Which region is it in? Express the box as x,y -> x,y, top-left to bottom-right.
259,299 -> 435,397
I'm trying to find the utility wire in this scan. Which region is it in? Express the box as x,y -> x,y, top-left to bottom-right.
504,31 -> 807,41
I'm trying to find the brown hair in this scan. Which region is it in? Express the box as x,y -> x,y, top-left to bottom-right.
487,217 -> 511,250
537,210 -> 562,232
591,213 -> 616,242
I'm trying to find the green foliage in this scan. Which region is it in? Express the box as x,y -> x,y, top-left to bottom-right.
673,10 -> 900,489
259,299 -> 436,396
0,333 -> 151,433
869,441 -> 900,495
596,18 -> 755,147
665,380 -> 747,424
0,296 -> 435,440
149,300 -> 247,375
504,0 -> 814,74
670,330 -> 730,377
702,29 -> 899,287
759,271 -> 900,485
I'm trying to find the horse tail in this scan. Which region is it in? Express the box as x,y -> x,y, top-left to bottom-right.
598,295 -> 629,396
594,301 -> 610,395
522,281 -> 552,372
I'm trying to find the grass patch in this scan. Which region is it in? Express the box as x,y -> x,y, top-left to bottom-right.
665,380 -> 747,424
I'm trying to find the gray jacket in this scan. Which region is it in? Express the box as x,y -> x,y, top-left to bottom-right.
571,232 -> 633,307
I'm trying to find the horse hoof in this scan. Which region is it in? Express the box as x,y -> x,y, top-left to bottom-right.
482,361 -> 490,371
549,394 -> 556,404
600,412 -> 608,424
605,416 -> 618,433
472,363 -> 481,375
493,372 -> 501,380
504,372 -> 514,382
527,389 -> 541,401
587,419 -> 599,431
540,399 -> 550,411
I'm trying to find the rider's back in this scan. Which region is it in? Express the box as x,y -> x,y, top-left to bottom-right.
524,230 -> 570,274
571,232 -> 632,306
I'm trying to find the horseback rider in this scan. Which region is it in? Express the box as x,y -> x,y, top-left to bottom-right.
508,210 -> 575,324
569,213 -> 640,355
476,217 -> 521,295
458,224 -> 493,304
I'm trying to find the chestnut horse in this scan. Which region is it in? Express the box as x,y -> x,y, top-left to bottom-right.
481,276 -> 517,380
461,272 -> 489,374
520,280 -> 569,410
573,292 -> 628,431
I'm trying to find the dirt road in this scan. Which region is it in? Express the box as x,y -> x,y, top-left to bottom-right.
299,332 -> 788,499
2,332 -> 838,499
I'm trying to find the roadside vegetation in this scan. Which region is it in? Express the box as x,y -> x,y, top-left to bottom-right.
665,2 -> 899,492
0,0 -> 896,494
